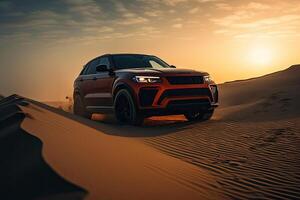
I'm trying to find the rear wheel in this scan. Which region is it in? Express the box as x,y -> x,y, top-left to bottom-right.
184,109 -> 214,121
114,89 -> 144,125
73,94 -> 92,119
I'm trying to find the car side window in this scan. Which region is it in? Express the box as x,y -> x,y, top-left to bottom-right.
80,64 -> 90,75
95,57 -> 110,73
85,58 -> 100,75
99,57 -> 110,67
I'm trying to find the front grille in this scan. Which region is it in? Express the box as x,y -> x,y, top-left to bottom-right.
168,99 -> 210,106
158,88 -> 212,104
166,76 -> 204,85
139,88 -> 158,106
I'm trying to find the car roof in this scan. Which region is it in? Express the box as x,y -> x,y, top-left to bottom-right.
84,53 -> 156,67
103,53 -> 154,57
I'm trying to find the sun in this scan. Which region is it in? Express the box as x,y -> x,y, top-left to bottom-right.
248,46 -> 273,66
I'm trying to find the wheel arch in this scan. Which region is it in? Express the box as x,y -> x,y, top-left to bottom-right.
73,89 -> 80,97
113,82 -> 138,106
73,88 -> 83,101
73,87 -> 87,107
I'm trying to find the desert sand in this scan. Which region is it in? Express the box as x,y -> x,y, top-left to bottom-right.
143,65 -> 300,199
1,65 -> 300,199
0,95 -> 86,200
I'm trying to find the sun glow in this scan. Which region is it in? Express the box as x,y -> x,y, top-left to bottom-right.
248,45 -> 273,66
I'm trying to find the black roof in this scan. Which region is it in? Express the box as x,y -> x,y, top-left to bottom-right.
85,53 -> 156,66
103,53 -> 154,57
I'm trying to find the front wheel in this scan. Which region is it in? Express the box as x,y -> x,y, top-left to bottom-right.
114,89 -> 144,125
184,109 -> 214,121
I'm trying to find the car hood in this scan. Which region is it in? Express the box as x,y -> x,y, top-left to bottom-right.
115,68 -> 209,76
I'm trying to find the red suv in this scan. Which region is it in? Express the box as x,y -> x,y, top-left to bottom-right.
73,54 -> 218,125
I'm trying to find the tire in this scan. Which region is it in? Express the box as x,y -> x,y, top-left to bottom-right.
73,94 -> 92,119
114,89 -> 144,125
184,109 -> 214,122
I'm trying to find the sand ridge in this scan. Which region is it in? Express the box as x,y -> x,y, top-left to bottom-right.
0,95 -> 86,200
20,103 -> 224,200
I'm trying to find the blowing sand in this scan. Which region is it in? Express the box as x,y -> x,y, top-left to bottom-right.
1,65 -> 300,199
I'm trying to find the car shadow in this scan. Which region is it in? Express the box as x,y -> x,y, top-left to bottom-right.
29,99 -> 196,137
91,114 -> 195,137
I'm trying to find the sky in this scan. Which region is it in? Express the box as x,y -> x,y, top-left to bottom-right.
0,0 -> 299,101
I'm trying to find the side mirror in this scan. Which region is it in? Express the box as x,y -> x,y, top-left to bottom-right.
96,65 -> 108,72
170,65 -> 176,68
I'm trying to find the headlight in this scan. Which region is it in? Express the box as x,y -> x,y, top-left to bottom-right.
133,76 -> 161,83
203,75 -> 212,83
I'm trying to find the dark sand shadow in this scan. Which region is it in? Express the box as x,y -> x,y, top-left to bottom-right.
0,96 -> 87,200
29,98 -> 199,137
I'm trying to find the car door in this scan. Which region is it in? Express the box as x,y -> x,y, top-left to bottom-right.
88,56 -> 115,108
75,65 -> 90,101
80,58 -> 100,107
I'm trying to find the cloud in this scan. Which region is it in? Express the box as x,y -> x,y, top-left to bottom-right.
234,14 -> 300,29
144,10 -> 163,17
2,0 -> 300,46
63,0 -> 102,19
0,0 -> 154,45
0,4 -> 111,45
211,1 -> 300,39
174,17 -> 183,22
2,10 -> 72,30
140,0 -> 218,6
114,1 -> 149,25
161,0 -> 187,6
172,23 -> 183,28
216,3 -> 232,11
118,16 -> 149,25
189,7 -> 199,14
244,2 -> 270,10
211,10 -> 254,26
212,2 -> 273,26
197,0 -> 219,2
82,26 -> 114,33
0,1 -> 13,10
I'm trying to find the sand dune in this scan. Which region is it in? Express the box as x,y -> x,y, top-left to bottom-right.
221,64 -> 300,105
2,96 -> 225,199
144,119 -> 300,199
1,65 -> 300,199
143,65 -> 300,199
0,95 -> 86,200
217,64 -> 300,121
19,102 -> 223,200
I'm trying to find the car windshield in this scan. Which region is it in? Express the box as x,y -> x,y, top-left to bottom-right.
112,55 -> 171,69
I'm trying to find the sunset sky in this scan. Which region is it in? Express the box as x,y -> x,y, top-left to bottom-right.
0,0 -> 299,101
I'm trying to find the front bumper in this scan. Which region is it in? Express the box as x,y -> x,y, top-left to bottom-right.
141,101 -> 218,117
129,76 -> 219,112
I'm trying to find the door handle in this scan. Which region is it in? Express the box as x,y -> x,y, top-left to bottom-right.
79,78 -> 84,82
93,77 -> 97,80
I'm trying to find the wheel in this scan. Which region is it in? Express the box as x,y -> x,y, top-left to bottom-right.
73,94 -> 92,119
114,89 -> 144,125
184,109 -> 214,121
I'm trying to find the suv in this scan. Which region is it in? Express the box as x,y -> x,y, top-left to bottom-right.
73,54 -> 218,125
